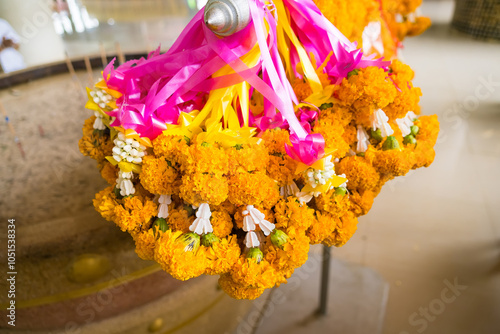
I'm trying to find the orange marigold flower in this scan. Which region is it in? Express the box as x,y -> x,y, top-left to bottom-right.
365,144 -> 415,177
414,115 -> 439,144
226,143 -> 269,175
154,231 -> 209,281
202,235 -> 241,275
113,195 -> 157,233
132,229 -> 156,261
93,185 -> 119,222
219,274 -> 265,300
314,189 -> 352,218
342,122 -> 358,148
99,161 -> 118,185
78,132 -> 114,163
213,200 -> 237,216
140,155 -> 181,195
79,116 -> 114,163
274,198 -> 316,237
323,212 -> 358,247
211,209 -> 234,238
82,116 -> 95,137
313,118 -> 351,159
260,128 -> 291,155
390,60 -> 415,84
266,155 -> 297,187
349,189 -> 377,217
337,67 -> 397,126
336,155 -> 380,191
182,142 -> 229,176
306,212 -> 338,244
264,232 -> 310,271
317,104 -> 353,128
412,115 -> 439,168
384,61 -> 422,120
229,256 -> 282,290
167,206 -> 194,233
228,172 -> 280,208
408,17 -> 432,37
180,172 -> 228,206
152,134 -> 188,165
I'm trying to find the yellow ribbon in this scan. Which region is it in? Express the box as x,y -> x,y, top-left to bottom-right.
106,156 -> 142,174
274,0 -> 323,94
113,127 -> 153,147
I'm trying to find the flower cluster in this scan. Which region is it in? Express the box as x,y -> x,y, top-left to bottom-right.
80,0 -> 438,300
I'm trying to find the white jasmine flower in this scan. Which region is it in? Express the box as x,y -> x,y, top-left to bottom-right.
305,155 -> 336,190
90,87 -> 113,110
112,132 -> 147,164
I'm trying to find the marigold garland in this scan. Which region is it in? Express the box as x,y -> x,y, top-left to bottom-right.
81,0 -> 437,299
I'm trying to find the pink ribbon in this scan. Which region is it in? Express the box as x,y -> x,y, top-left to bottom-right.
284,0 -> 390,84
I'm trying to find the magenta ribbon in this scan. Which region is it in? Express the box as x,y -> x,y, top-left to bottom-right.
297,106 -> 319,133
285,132 -> 325,166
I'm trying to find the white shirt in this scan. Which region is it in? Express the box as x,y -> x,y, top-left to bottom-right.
0,18 -> 26,73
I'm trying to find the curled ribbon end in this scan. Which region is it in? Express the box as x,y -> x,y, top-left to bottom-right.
285,132 -> 326,166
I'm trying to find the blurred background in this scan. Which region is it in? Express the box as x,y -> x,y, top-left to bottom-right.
0,0 -> 499,334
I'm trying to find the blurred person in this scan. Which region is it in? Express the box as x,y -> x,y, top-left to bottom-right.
0,18 -> 26,73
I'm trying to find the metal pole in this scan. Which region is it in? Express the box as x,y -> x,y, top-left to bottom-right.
318,245 -> 331,316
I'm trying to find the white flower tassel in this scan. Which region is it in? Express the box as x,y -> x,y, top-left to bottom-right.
158,194 -> 172,219
362,21 -> 384,55
112,132 -> 147,164
93,111 -> 106,130
371,109 -> 394,138
245,231 -> 260,248
243,205 -> 275,236
396,111 -> 418,137
189,203 -> 213,235
116,171 -> 135,197
356,125 -> 370,153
